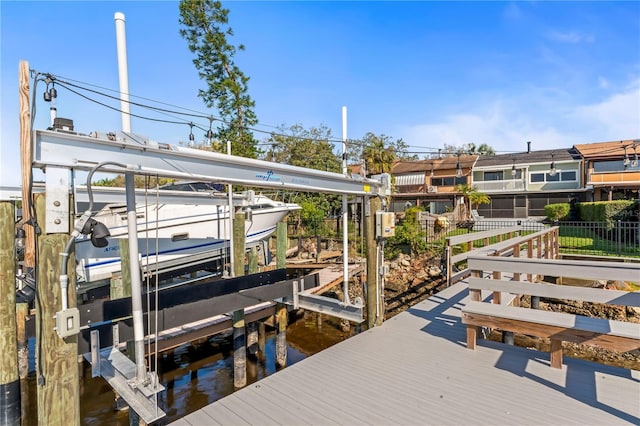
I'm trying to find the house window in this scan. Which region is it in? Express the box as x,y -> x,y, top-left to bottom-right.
531,173 -> 544,183
431,176 -> 467,186
483,171 -> 503,181
546,172 -> 560,182
593,160 -> 624,172
530,169 -> 578,183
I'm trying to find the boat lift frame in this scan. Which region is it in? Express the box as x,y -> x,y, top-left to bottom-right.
32,127 -> 390,423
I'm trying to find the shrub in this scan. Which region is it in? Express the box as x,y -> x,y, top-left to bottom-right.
544,203 -> 570,222
386,206 -> 429,256
577,200 -> 634,229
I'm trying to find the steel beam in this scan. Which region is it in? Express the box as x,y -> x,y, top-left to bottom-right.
296,293 -> 364,323
34,129 -> 390,196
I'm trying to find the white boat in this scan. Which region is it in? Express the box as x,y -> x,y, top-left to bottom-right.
74,182 -> 299,284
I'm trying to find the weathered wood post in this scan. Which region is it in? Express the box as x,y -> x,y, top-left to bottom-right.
248,247 -> 258,274
232,211 -> 246,389
35,193 -> 80,425
247,322 -> 259,359
19,61 -> 36,271
110,239 -> 131,300
16,303 -> 29,381
365,196 -> 383,328
276,220 -> 287,269
275,303 -> 287,369
257,322 -> 266,364
1,202 -> 20,426
274,217 -> 289,368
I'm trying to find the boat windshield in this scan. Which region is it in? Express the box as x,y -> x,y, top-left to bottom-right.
160,182 -> 224,192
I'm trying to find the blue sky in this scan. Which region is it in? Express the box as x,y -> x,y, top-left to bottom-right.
2,1 -> 639,187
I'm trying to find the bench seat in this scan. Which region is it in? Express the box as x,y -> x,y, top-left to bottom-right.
462,301 -> 640,368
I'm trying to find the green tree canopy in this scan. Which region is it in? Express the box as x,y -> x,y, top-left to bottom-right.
179,0 -> 259,158
263,123 -> 343,231
442,143 -> 495,156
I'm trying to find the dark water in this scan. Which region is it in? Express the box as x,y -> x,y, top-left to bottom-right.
23,311 -> 356,425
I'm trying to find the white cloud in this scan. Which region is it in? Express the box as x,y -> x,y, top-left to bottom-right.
570,79 -> 640,139
402,79 -> 640,155
547,30 -> 595,44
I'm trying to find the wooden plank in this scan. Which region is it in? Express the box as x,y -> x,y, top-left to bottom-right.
446,225 -> 521,246
462,302 -> 640,343
468,278 -> 640,307
467,256 -> 640,283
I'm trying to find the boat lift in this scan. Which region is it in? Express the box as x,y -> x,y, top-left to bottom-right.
32,127 -> 391,423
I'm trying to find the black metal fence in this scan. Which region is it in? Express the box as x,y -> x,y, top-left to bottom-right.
418,217 -> 640,258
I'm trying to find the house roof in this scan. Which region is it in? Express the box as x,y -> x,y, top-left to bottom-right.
574,139 -> 639,160
392,155 -> 478,174
474,148 -> 577,168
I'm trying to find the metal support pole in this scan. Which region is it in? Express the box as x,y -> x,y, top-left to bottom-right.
125,173 -> 146,383
342,106 -> 350,304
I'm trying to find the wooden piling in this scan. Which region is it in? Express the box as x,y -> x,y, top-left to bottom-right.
365,196 -> 382,328
16,302 -> 29,380
232,310 -> 246,389
257,321 -> 266,363
232,211 -> 247,388
19,60 -> 35,270
275,303 -> 287,369
1,202 -> 20,425
110,239 -> 131,300
248,247 -> 258,274
276,220 -> 287,269
34,193 -> 80,425
247,322 -> 258,358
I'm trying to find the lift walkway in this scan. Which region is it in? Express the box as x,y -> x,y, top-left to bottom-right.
172,280 -> 640,425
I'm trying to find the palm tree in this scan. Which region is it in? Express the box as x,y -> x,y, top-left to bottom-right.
454,184 -> 490,218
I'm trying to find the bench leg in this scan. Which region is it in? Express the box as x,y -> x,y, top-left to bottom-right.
550,339 -> 562,369
466,326 -> 477,350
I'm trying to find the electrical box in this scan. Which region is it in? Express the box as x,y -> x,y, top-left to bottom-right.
55,307 -> 80,338
376,211 -> 395,238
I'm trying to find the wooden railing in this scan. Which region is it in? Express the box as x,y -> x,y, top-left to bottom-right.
445,226 -> 559,286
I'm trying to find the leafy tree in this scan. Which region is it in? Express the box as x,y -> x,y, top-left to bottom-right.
442,143 -> 495,156
264,124 -> 340,172
263,123 -> 342,232
179,0 -> 259,158
361,133 -> 397,175
348,133 -> 416,174
93,176 -> 174,188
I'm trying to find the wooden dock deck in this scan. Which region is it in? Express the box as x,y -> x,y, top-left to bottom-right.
171,281 -> 640,425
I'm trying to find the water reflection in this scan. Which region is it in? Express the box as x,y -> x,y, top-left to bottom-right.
26,311 -> 356,424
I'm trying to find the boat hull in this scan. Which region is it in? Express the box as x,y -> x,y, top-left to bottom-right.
76,203 -> 295,284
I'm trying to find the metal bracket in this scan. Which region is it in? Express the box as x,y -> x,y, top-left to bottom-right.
45,166 -> 69,233
83,347 -> 165,424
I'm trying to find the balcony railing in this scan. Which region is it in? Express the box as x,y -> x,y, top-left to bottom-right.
472,179 -> 525,192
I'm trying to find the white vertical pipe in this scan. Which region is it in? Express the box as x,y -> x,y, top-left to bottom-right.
114,12 -> 131,133
341,106 -> 349,304
115,12 -> 145,382
125,173 -> 146,381
227,140 -> 235,277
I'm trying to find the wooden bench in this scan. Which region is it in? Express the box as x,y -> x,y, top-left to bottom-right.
462,256 -> 640,368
